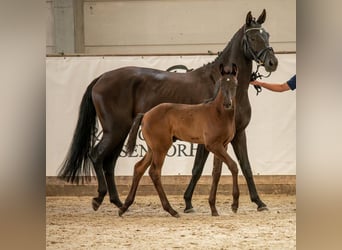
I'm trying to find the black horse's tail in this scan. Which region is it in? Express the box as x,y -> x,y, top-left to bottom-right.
126,113 -> 144,155
57,76 -> 100,184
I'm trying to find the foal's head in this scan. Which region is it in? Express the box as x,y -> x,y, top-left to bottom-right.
218,63 -> 238,110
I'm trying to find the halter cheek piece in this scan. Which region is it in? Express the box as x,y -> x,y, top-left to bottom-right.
243,27 -> 273,95
243,27 -> 274,66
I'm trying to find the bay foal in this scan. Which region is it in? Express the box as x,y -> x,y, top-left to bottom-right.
119,64 -> 239,217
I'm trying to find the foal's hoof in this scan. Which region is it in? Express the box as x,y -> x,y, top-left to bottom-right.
211,211 -> 219,216
231,207 -> 238,213
118,208 -> 125,217
172,212 -> 180,218
184,207 -> 195,213
92,198 -> 101,211
257,205 -> 269,212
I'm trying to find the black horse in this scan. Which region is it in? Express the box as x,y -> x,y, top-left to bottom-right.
58,9 -> 278,212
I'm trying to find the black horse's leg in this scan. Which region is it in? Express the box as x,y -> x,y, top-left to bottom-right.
231,131 -> 267,211
183,144 -> 210,213
103,139 -> 126,208
89,139 -> 109,211
89,131 -> 127,210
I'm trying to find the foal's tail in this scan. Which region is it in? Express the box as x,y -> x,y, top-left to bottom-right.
126,113 -> 144,155
57,76 -> 100,184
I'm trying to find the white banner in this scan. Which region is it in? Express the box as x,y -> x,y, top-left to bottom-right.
46,55 -> 296,176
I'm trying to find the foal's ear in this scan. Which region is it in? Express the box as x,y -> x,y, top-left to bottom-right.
232,63 -> 238,76
257,9 -> 266,24
246,11 -> 253,26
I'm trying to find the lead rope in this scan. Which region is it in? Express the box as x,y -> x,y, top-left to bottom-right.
250,64 -> 272,95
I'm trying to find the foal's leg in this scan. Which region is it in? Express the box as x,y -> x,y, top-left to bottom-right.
209,156 -> 223,216
231,131 -> 267,211
183,144 -> 210,213
207,144 -> 239,213
149,152 -> 179,217
118,150 -> 152,216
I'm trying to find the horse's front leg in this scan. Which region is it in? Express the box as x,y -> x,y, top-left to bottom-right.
209,156 -> 222,216
207,143 -> 239,214
183,144 -> 210,213
231,130 -> 267,211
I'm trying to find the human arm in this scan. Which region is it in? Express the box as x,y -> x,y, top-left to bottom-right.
250,80 -> 291,92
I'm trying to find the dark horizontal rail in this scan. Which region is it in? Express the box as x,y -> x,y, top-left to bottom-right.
46,51 -> 296,57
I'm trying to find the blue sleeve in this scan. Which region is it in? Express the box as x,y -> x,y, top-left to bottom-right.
287,75 -> 296,90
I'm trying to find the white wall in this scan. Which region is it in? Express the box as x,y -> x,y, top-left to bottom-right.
46,54 -> 296,176
46,0 -> 296,54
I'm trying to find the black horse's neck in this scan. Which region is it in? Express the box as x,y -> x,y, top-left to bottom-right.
212,25 -> 253,90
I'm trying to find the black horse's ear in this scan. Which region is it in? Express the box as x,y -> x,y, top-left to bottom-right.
257,9 -> 266,24
232,63 -> 238,76
246,11 -> 253,26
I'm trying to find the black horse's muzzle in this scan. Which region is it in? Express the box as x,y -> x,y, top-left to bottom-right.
262,48 -> 278,72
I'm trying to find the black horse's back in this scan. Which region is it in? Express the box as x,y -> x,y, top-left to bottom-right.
57,76 -> 100,184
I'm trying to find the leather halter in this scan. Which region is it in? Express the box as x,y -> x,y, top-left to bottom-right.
243,27 -> 274,66
243,27 -> 273,95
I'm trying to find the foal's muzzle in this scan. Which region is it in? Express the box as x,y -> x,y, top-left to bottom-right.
223,99 -> 233,110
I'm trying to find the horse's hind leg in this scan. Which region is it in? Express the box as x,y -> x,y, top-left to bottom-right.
89,140 -> 108,211
89,132 -> 125,210
183,144 -> 210,213
209,156 -> 223,216
119,150 -> 152,216
149,151 -> 179,217
103,139 -> 126,208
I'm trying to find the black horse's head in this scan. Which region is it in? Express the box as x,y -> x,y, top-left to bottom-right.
219,63 -> 238,110
243,9 -> 278,72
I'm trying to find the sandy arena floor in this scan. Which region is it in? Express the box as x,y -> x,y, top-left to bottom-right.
46,194 -> 296,249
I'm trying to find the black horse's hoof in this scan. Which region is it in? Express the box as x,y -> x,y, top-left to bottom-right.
184,207 -> 195,213
92,198 -> 101,211
110,199 -> 123,208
